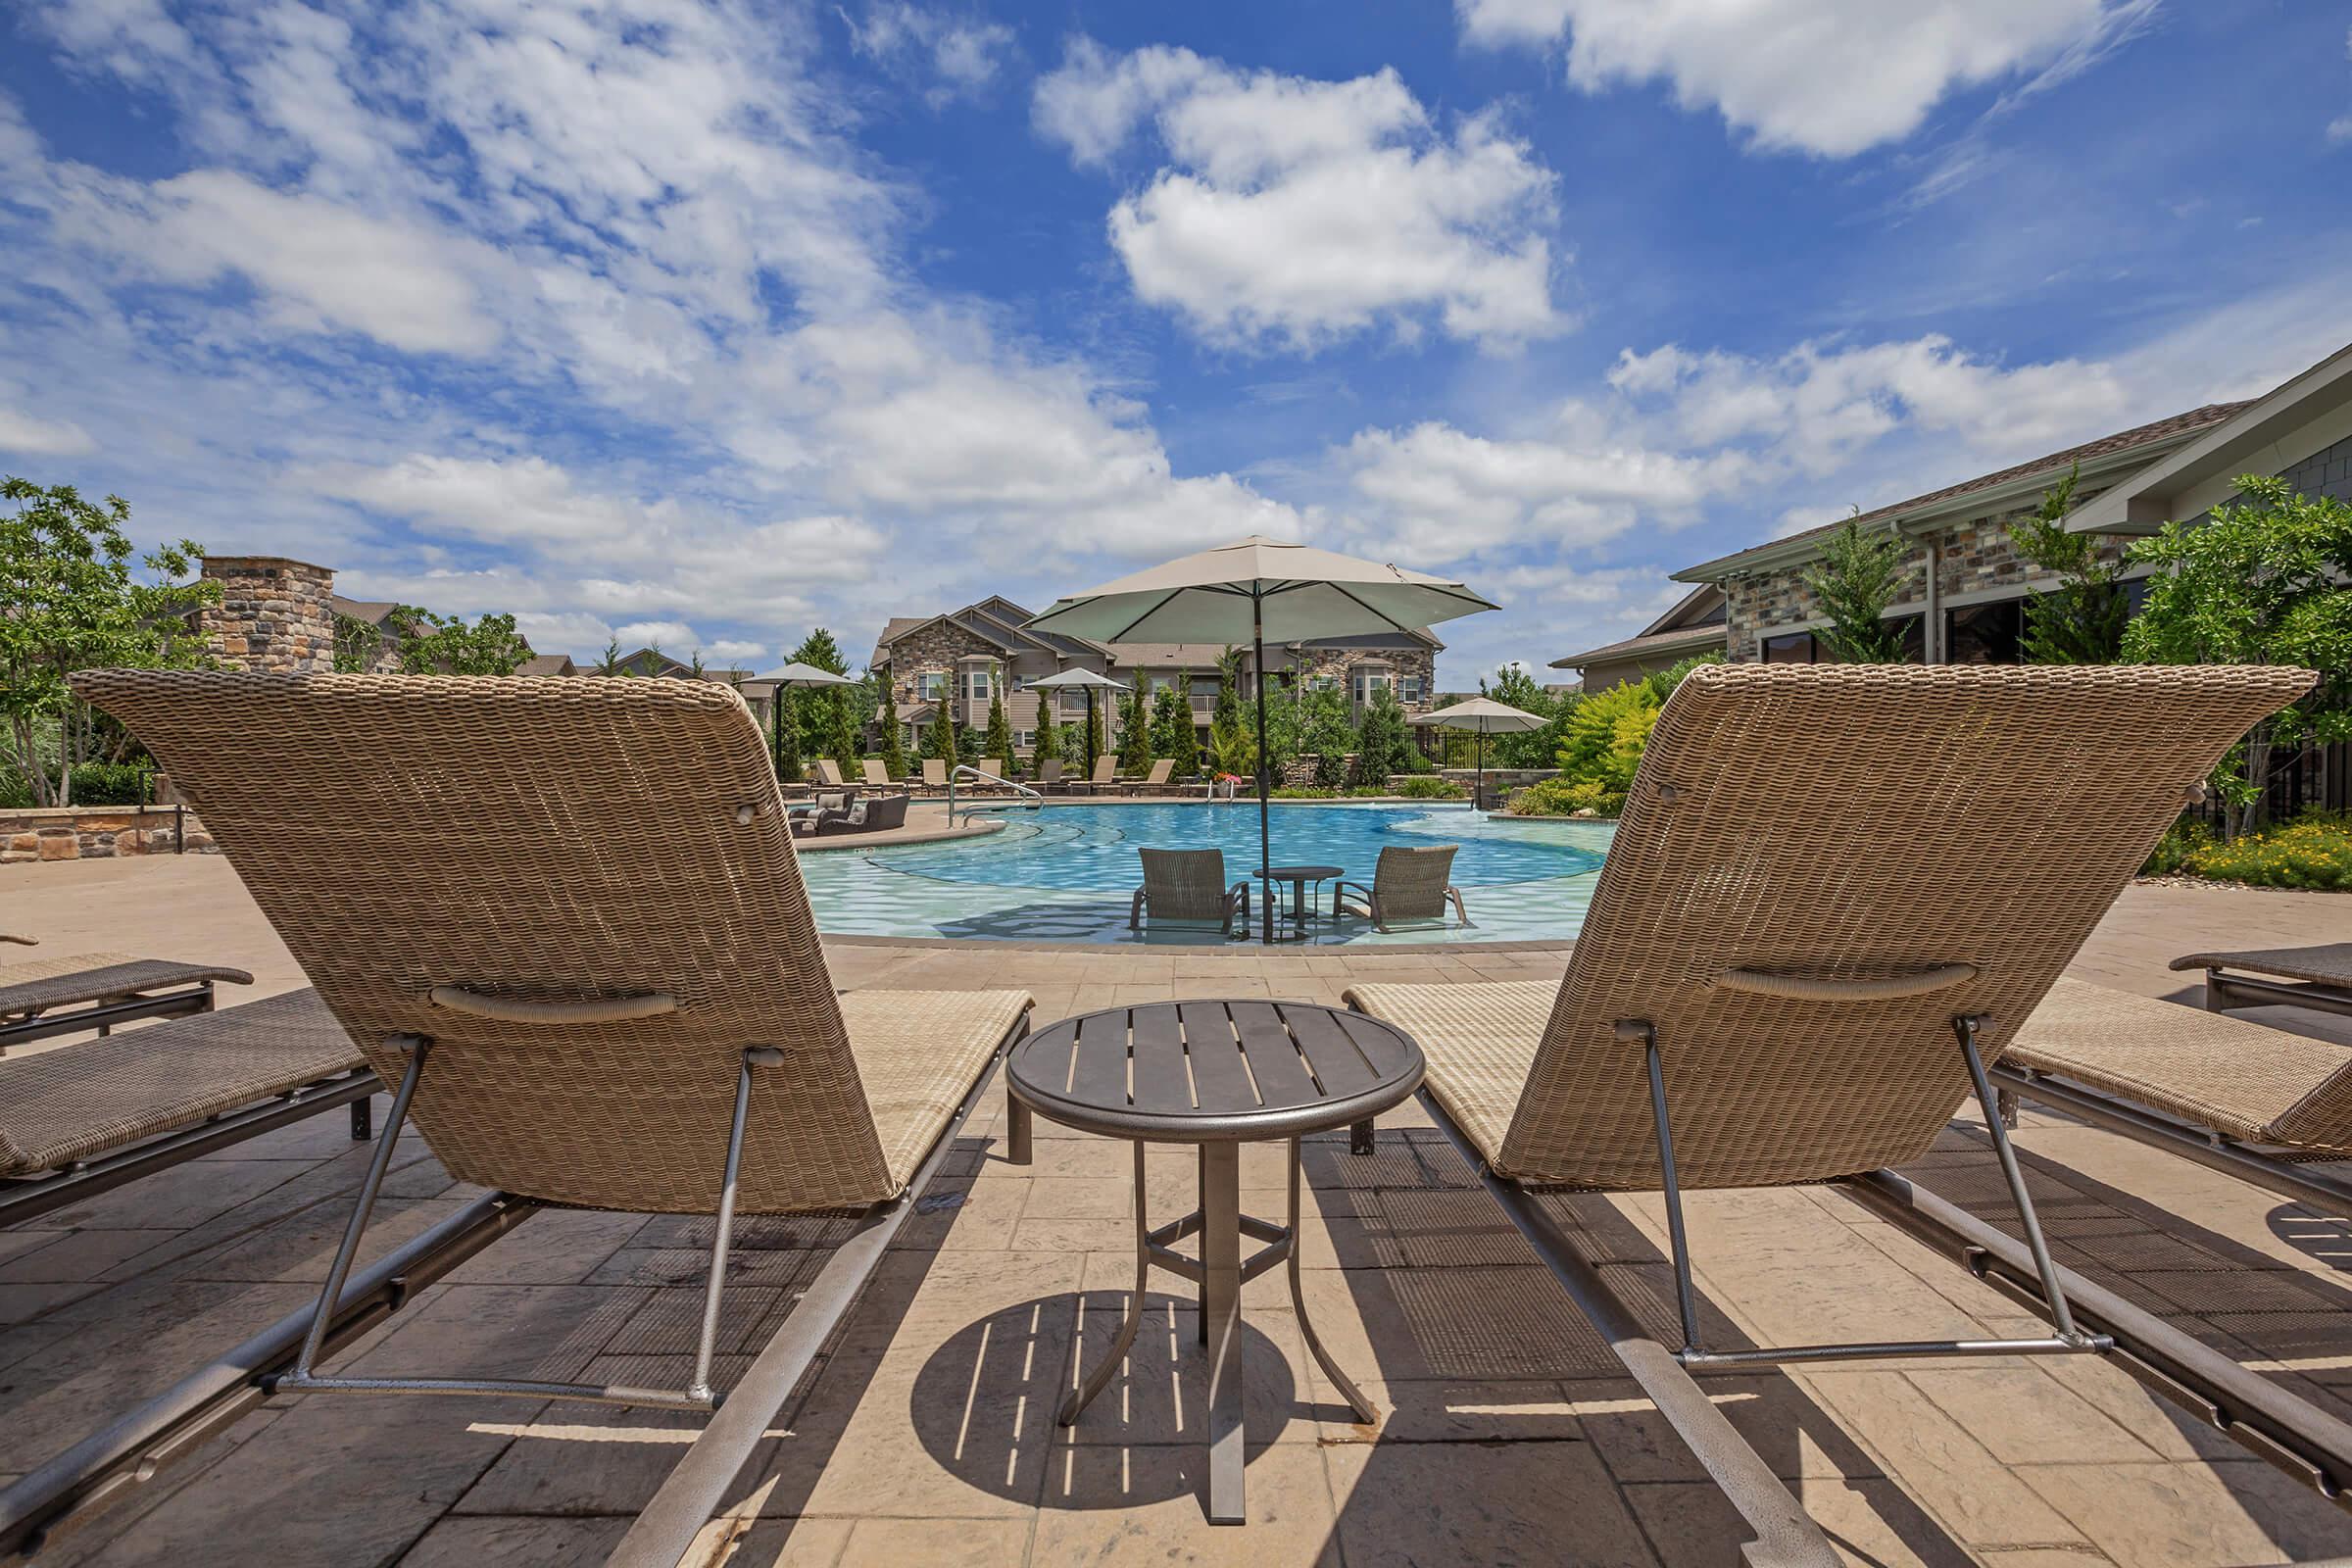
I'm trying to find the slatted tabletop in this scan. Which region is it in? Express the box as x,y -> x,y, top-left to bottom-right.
1005,999 -> 1425,1142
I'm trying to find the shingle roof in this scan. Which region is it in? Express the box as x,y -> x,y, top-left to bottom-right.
1679,401 -> 2254,580
1549,623 -> 1729,670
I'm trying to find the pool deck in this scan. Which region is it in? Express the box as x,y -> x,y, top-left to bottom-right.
10,856 -> 2352,1565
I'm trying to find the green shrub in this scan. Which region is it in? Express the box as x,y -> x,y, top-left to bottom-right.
1508,777 -> 1625,816
2139,816 -> 2215,877
2180,814 -> 2352,890
1392,775 -> 1464,799
68,761 -> 152,805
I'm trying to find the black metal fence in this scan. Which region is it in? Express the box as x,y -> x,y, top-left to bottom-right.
2183,740 -> 2352,832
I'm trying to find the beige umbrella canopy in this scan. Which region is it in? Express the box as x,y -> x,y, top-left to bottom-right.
1412,697 -> 1546,809
1026,537 -> 1496,941
750,662 -> 856,776
1026,668 -> 1131,770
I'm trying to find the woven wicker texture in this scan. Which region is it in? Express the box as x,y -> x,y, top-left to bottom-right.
2169,944 -> 2352,986
840,989 -> 1033,1189
1339,845 -> 1460,923
0,956 -> 253,1018
2008,977 -> 2352,1152
0,988 -> 359,1174
1138,849 -> 1240,922
73,669 -> 1030,1213
1342,979 -> 1554,1167
1386,664 -> 2306,1191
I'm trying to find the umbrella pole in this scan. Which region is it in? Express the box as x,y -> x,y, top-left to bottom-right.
1475,727 -> 1484,812
1252,590 -> 1272,945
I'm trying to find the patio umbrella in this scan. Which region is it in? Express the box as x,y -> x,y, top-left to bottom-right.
1026,667 -> 1129,773
1024,536 -> 1497,942
751,662 -> 856,778
1411,696 -> 1545,811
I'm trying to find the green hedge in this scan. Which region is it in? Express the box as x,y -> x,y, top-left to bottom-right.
2170,815 -> 2352,890
1507,777 -> 1623,817
0,762 -> 152,808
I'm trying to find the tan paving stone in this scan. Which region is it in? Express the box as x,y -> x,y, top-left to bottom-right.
400,1515 -> 630,1566
694,1518 -> 854,1567
1571,1374 -> 1875,1483
1326,1439 -> 1652,1567
829,1516 -> 1029,1565
1622,1476 -> 1979,1568
1034,1443 -> 1339,1565
2016,1459 -> 2352,1566
1901,1366 -> 2159,1466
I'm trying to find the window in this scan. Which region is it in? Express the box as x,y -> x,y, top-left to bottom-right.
1351,668 -> 1392,706
1892,613 -> 1927,664
916,670 -> 947,702
1397,675 -> 1423,705
1014,730 -> 1035,749
1944,600 -> 2023,664
1309,675 -> 1339,692
962,667 -> 991,703
1761,631 -> 1818,663
1151,676 -> 1175,695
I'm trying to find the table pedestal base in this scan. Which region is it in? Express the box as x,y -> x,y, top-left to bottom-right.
1059,1138 -> 1376,1525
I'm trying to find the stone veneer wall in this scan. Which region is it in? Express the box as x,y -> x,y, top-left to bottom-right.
1,806 -> 215,863
1290,644 -> 1438,710
199,556 -> 337,672
1722,485 -> 2130,662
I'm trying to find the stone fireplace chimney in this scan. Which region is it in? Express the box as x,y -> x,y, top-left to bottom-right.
198,556 -> 336,673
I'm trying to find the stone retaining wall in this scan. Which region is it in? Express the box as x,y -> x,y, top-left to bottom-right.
0,806 -> 215,862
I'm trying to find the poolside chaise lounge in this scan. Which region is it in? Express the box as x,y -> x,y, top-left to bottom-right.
860,759 -> 906,792
1120,759 -> 1175,796
0,986 -> 372,1226
65,672 -> 1033,1486
1034,757 -> 1064,791
1066,756 -> 1118,794
973,759 -> 1011,790
920,758 -> 948,791
1332,844 -> 1468,933
1,950 -> 255,1054
2163,942 -> 2352,1019
1345,663 -> 2315,1566
1992,976 -> 2352,1212
812,758 -> 848,788
1130,848 -> 1251,937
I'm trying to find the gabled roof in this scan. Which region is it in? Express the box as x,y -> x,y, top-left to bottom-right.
1549,584 -> 1728,669
327,595 -> 406,627
871,609 -> 1027,666
1674,401 -> 2253,583
514,654 -> 576,677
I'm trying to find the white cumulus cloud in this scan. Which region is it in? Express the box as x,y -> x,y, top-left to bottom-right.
1457,0 -> 2155,157
1035,39 -> 1565,351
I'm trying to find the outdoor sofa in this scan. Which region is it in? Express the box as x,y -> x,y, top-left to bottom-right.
1344,662 -> 2316,1566
41,668 -> 1033,1565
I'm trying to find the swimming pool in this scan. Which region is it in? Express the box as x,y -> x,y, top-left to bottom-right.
796,802 -> 1614,945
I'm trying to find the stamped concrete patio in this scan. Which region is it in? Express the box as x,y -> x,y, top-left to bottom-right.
10,856 -> 2352,1566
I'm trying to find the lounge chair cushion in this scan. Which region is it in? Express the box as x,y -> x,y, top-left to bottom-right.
2005,977 -> 2352,1153
0,989 -> 362,1175
1344,980 -> 1556,1174
841,988 -> 1033,1192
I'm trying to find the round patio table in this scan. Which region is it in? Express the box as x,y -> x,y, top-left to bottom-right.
1004,1000 -> 1424,1525
1252,864 -> 1343,944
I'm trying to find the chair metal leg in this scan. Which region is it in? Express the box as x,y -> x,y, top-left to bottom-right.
1061,1142 -> 1150,1425
349,1095 -> 372,1142
290,1034 -> 430,1381
1954,1014 -> 2092,1347
1348,1119 -> 1374,1156
1290,1138 -> 1373,1423
689,1046 -> 777,1406
1007,1088 -> 1033,1165
1629,1021 -> 1701,1357
1200,1141 -> 1245,1525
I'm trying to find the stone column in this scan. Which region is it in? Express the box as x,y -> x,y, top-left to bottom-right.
198,556 -> 336,673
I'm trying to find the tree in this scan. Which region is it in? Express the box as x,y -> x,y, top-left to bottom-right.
878,687 -> 907,782
1485,662 -> 1558,768
390,608 -> 532,674
1,481 -> 217,807
1350,686 -> 1411,787
788,628 -> 849,763
2125,474 -> 2352,838
596,637 -> 623,676
828,683 -> 861,769
2008,466 -> 2128,664
1802,509 -> 1911,662
1208,649 -> 1253,779
1150,674 -> 1200,775
1085,696 -> 1106,771
978,661 -> 1015,776
1118,683 -> 1152,774
1298,683 -> 1353,786
772,686 -> 805,783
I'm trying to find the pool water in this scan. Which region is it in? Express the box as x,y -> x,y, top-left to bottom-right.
796,802 -> 1614,945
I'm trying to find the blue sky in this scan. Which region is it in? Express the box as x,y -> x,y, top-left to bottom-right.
2,0 -> 2348,685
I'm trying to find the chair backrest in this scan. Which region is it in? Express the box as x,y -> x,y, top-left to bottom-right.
73,670 -> 902,1215
1092,756 -> 1117,783
977,759 -> 1004,781
1037,758 -> 1063,783
814,758 -> 846,787
1139,848 -> 1233,922
862,759 -> 890,786
1143,760 -> 1174,787
1496,663 -> 2312,1192
1371,844 -> 1459,919
923,758 -> 948,787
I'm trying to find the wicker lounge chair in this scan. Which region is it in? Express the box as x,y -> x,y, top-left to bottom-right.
1,951 -> 254,1054
0,987 -> 373,1225
1067,756 -> 1118,795
1130,848 -> 1251,937
73,669 -> 1033,1427
2165,943 -> 2352,1019
1345,663 -> 2312,1566
1992,977 -> 2352,1211
1121,759 -> 1175,796
1332,845 -> 1468,932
